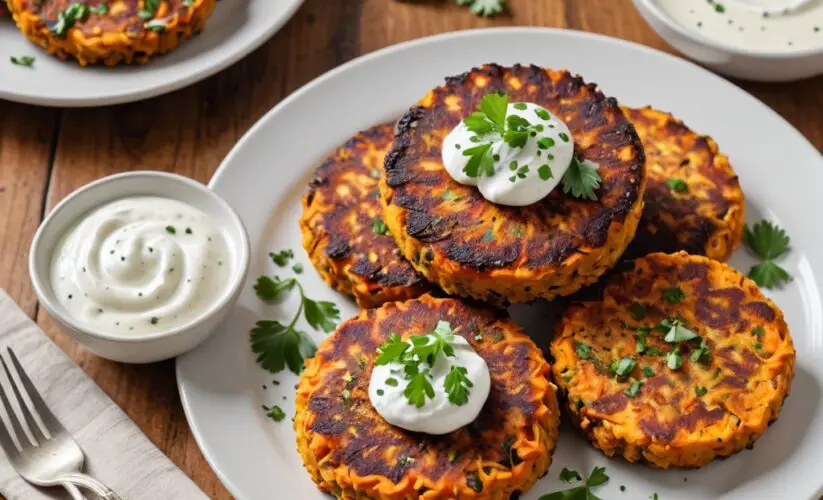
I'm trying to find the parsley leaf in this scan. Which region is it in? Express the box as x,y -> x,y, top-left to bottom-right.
480,92 -> 508,128
444,365 -> 473,405
50,3 -> 92,36
743,220 -> 791,289
254,276 -> 296,301
251,321 -> 316,375
303,298 -> 340,333
690,338 -> 712,364
464,111 -> 497,135
462,143 -> 495,178
375,333 -> 410,366
540,466 -> 609,500
404,370 -> 435,408
561,157 -> 602,201
662,286 -> 685,304
559,467 -> 582,483
455,0 -> 506,16
10,56 -> 35,67
612,357 -> 635,378
266,405 -> 286,422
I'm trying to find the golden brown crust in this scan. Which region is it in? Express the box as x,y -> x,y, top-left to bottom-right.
622,106 -> 745,261
295,295 -> 561,499
380,64 -> 646,305
551,252 -> 796,468
300,124 -> 429,309
8,0 -> 216,66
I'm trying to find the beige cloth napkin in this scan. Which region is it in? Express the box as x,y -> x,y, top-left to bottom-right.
0,290 -> 208,500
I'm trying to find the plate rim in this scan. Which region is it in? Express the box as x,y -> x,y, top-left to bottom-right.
0,0 -> 304,107
177,26 -> 823,500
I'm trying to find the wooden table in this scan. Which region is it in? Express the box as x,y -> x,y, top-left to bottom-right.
1,0 -> 821,497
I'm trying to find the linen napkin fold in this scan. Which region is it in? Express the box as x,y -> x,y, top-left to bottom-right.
0,290 -> 208,500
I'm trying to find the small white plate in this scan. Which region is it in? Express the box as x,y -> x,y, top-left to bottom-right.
0,0 -> 302,107
177,28 -> 823,500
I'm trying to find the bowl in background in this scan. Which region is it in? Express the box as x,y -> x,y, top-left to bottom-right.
633,0 -> 823,81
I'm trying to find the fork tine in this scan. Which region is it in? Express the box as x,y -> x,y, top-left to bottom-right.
0,376 -> 23,458
1,351 -> 48,443
0,359 -> 33,449
6,348 -> 64,436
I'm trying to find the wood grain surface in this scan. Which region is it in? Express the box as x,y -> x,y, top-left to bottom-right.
1,0 -> 822,498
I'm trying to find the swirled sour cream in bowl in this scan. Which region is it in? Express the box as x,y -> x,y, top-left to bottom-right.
29,172 -> 250,363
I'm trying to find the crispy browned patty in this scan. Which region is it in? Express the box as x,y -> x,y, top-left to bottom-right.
9,0 -> 215,65
295,295 -> 560,499
552,252 -> 795,468
380,64 -> 646,305
301,124 -> 429,308
622,106 -> 745,261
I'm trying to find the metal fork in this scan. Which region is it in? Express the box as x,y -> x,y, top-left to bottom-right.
0,347 -> 121,499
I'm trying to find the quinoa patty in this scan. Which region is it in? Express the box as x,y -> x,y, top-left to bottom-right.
552,252 -> 795,468
301,124 -> 429,308
8,0 -> 216,66
295,295 -> 561,499
622,106 -> 745,261
380,64 -> 646,305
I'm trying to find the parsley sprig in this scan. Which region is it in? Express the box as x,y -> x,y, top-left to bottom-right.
49,3 -> 92,36
454,0 -> 506,17
743,220 -> 791,289
540,466 -> 609,500
460,92 -> 602,199
375,321 -> 472,407
10,56 -> 35,68
251,268 -> 340,375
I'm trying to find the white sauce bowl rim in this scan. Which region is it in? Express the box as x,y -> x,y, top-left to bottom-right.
28,171 -> 251,344
635,0 -> 823,59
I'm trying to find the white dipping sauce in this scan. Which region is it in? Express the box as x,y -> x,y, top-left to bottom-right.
368,335 -> 491,435
658,0 -> 823,52
442,102 -> 575,207
50,197 -> 232,335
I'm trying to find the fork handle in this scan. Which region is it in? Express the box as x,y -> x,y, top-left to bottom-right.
60,481 -> 85,500
55,472 -> 121,500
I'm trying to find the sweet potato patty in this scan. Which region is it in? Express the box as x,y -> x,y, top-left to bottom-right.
295,295 -> 560,499
622,106 -> 745,261
8,0 -> 216,66
301,124 -> 429,309
551,252 -> 795,468
380,64 -> 646,305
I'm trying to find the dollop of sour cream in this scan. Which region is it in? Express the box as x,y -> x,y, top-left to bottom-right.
368,334 -> 491,435
50,197 -> 232,335
442,102 -> 575,206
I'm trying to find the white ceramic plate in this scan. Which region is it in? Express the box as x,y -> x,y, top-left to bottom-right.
0,0 -> 303,107
177,28 -> 823,500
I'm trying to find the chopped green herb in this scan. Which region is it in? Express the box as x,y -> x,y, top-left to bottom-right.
514,102 -> 527,110
266,405 -> 286,422
642,366 -> 655,378
754,342 -> 763,351
538,164 -> 553,181
165,225 -> 176,234
10,56 -> 35,67
292,263 -> 304,274
372,219 -> 388,235
662,286 -> 685,304
376,389 -> 384,396
89,3 -> 108,14
635,333 -> 647,354
454,0 -> 506,17
695,386 -> 708,397
613,357 -> 635,378
442,190 -> 462,201
630,303 -> 646,320
575,342 -> 592,359
50,3 -> 93,36
666,178 -> 689,193
559,467 -> 582,483
661,318 -> 699,343
535,108 -> 551,121
690,338 -> 712,364
624,380 -> 643,398
150,317 -> 159,325
667,347 -> 683,370
385,377 -> 399,387
269,249 -> 294,267
752,325 -> 765,337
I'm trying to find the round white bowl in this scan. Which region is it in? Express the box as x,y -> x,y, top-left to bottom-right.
29,172 -> 251,364
633,0 -> 823,81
